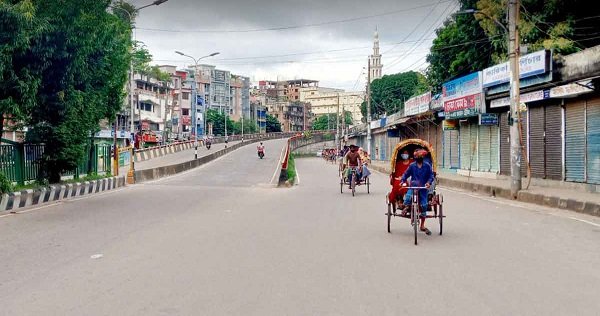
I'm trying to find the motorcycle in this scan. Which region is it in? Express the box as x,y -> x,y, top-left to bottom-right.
206,141 -> 211,150
258,150 -> 265,159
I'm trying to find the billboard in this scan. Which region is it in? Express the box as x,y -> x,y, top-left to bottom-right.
404,91 -> 431,116
482,50 -> 549,87
442,72 -> 483,119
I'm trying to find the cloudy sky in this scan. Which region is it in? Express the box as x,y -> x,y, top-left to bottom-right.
130,0 -> 459,90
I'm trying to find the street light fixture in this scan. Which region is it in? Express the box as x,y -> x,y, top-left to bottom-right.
109,0 -> 169,182
174,50 -> 220,151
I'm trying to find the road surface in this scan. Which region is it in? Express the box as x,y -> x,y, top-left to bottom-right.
1,138 -> 599,315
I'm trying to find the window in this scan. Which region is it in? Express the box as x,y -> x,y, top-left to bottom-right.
182,109 -> 190,116
182,92 -> 190,100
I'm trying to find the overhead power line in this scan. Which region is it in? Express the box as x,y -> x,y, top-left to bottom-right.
136,1 -> 454,33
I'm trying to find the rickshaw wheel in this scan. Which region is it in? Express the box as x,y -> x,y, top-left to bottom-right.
367,177 -> 370,194
340,178 -> 343,194
387,203 -> 392,233
351,173 -> 356,197
412,204 -> 419,245
438,202 -> 443,236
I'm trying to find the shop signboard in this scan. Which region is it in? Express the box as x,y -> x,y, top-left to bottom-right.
549,80 -> 594,98
404,91 -> 431,116
443,120 -> 458,130
479,113 -> 499,126
490,89 -> 550,108
430,93 -> 443,110
482,50 -> 549,87
443,72 -> 483,119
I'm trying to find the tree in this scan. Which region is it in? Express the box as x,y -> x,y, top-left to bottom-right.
232,118 -> 258,135
312,112 -> 353,131
0,0 -> 45,135
206,109 -> 235,136
476,0 -> 600,58
12,0 -> 132,182
361,71 -> 428,119
266,114 -> 282,133
426,0 -> 493,91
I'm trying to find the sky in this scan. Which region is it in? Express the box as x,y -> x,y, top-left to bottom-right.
130,0 -> 459,91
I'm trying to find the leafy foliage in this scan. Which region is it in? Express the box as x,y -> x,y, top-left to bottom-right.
362,71 -> 428,118
232,118 -> 258,135
476,0 -> 600,58
266,114 -> 282,133
0,0 -> 46,133
1,0 -> 132,182
426,0 -> 493,91
312,112 -> 352,131
206,109 -> 235,136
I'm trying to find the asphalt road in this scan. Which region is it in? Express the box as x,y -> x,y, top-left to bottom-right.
1,140 -> 599,315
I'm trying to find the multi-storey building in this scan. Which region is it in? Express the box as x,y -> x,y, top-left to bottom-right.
133,73 -> 173,137
256,79 -> 316,132
230,75 -> 251,121
302,90 -> 365,124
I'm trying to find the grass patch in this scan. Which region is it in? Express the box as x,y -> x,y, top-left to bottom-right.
287,153 -> 297,184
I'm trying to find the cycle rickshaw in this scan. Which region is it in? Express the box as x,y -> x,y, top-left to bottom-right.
385,139 -> 444,245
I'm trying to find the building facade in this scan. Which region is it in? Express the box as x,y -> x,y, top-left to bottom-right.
301,90 -> 364,124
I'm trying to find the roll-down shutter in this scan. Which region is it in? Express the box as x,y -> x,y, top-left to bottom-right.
565,100 -> 586,182
586,97 -> 600,184
529,106 -> 545,178
545,105 -> 563,180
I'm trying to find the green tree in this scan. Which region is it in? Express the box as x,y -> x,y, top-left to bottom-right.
206,109 -> 235,136
426,0 -> 493,91
232,118 -> 258,135
266,114 -> 282,133
476,0 -> 600,58
312,112 -> 353,131
361,71 -> 428,119
14,0 -> 132,182
0,0 -> 45,135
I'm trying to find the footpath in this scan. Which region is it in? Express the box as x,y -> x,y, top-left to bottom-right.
368,160 -> 600,217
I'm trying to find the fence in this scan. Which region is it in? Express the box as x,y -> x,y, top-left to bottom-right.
0,142 -> 112,185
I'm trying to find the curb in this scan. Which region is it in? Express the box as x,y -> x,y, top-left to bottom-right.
369,163 -> 600,217
0,176 -> 126,213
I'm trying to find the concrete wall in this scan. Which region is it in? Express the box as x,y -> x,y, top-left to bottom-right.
293,141 -> 335,155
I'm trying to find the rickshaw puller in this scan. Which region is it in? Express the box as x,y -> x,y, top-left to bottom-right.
344,145 -> 362,187
400,149 -> 434,235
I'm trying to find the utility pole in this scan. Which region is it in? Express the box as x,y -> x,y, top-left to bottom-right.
508,0 -> 522,198
366,57 -> 372,158
336,93 -> 340,151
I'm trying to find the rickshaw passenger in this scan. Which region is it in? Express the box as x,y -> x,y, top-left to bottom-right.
358,147 -> 371,180
388,150 -> 412,204
344,145 -> 362,185
401,149 -> 434,235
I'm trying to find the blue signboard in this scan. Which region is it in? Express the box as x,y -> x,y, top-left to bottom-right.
479,113 -> 499,126
196,95 -> 204,106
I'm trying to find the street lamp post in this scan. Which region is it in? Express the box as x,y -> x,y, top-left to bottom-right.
455,5 -> 521,197
109,0 -> 169,183
174,51 -> 220,157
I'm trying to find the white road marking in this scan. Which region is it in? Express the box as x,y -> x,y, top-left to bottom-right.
567,217 -> 600,228
90,254 -> 104,259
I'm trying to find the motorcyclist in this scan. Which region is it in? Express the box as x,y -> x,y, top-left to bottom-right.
257,142 -> 265,158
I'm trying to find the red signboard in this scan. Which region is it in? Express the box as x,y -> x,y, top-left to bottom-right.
443,94 -> 482,118
182,116 -> 191,125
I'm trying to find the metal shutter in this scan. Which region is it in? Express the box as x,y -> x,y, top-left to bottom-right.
565,100 -> 586,182
586,96 -> 600,184
528,106 -> 545,178
500,113 -> 511,175
478,125 -> 491,172
545,104 -> 563,180
490,125 -> 500,173
460,122 -> 471,170
470,123 -> 479,170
